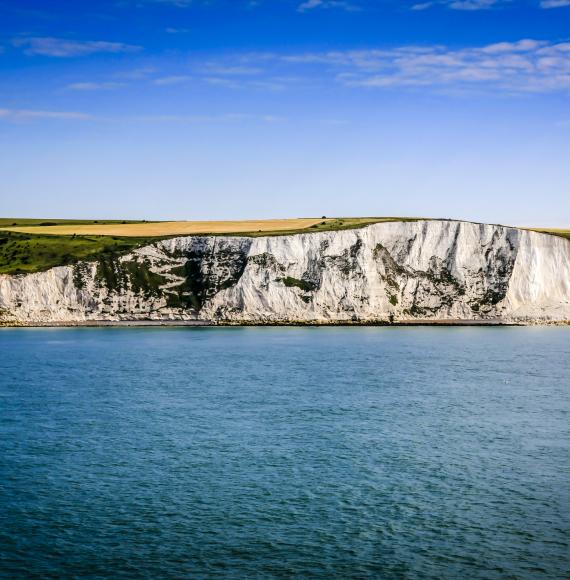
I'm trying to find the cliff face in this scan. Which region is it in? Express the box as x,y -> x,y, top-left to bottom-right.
1,220 -> 569,324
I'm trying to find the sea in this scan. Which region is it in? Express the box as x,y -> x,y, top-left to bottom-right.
0,326 -> 568,579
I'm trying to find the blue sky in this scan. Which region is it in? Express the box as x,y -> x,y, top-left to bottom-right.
0,0 -> 569,225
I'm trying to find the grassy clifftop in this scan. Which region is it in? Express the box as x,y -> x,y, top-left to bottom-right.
1,217 -> 415,237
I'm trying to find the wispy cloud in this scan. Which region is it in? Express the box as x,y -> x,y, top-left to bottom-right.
140,0 -> 193,6
265,39 -> 570,94
540,0 -> 570,7
411,2 -> 434,9
297,0 -> 360,12
411,0 -> 570,10
411,0 -> 506,9
13,37 -> 142,57
0,108 -> 92,120
203,65 -> 263,76
153,75 -> 192,85
132,112 -> 284,123
447,0 -> 501,10
201,75 -> 286,91
204,77 -> 242,89
116,67 -> 157,80
188,61 -> 289,90
0,107 -> 285,125
66,82 -> 125,91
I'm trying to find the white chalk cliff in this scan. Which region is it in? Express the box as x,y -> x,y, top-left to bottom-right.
1,220 -> 569,324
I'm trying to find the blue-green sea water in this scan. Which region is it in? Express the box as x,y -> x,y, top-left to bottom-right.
0,327 -> 569,579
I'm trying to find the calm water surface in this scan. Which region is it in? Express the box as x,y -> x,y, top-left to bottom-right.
0,327 -> 569,579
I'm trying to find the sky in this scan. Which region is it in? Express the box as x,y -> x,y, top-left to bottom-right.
0,0 -> 569,225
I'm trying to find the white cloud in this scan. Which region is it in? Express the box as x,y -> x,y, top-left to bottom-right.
411,0 -> 507,10
0,108 -> 92,120
261,39 -> 570,94
133,112 -> 282,123
203,65 -> 263,75
202,76 -> 287,90
480,39 -> 547,54
153,75 -> 192,85
142,0 -> 193,6
196,66 -> 286,91
447,0 -> 500,10
411,0 -> 570,10
66,82 -> 125,91
13,37 -> 142,57
298,0 -> 360,12
540,0 -> 570,6
298,0 -> 323,9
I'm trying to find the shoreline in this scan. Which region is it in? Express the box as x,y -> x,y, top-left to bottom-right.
1,318 -> 559,328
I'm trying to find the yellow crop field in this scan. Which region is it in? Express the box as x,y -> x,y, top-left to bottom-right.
2,218 -> 334,238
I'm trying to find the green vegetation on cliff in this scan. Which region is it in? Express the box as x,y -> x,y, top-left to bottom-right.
0,232 -> 157,275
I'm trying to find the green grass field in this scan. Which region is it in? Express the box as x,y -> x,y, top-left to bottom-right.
0,218 -> 567,276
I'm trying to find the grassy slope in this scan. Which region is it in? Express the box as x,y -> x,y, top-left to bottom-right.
0,232 -> 160,275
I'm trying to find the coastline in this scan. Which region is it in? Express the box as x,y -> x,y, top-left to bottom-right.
3,221 -> 570,328
0,318 -> 547,328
